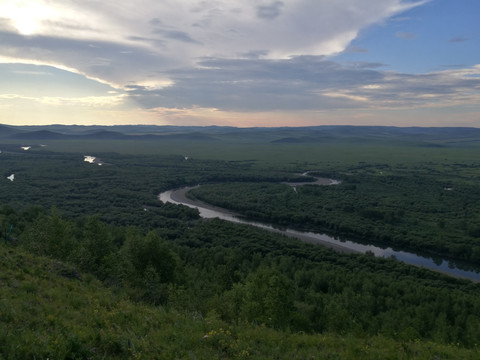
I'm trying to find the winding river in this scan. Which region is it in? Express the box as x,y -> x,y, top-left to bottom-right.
159,186 -> 480,282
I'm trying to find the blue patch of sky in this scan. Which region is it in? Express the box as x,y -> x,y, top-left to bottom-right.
0,63 -> 117,97
334,0 -> 480,74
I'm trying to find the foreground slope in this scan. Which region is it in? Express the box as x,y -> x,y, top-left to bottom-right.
1,244 -> 479,360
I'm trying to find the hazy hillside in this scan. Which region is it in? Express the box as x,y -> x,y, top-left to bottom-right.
3,124 -> 480,145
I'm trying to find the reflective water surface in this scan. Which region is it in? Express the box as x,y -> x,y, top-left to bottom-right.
159,188 -> 480,281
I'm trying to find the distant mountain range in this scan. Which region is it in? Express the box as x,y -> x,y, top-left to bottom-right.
1,126 -> 218,142
2,124 -> 480,145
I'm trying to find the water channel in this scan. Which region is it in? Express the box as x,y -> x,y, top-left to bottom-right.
159,187 -> 480,282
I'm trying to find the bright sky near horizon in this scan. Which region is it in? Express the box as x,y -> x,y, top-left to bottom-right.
0,0 -> 479,127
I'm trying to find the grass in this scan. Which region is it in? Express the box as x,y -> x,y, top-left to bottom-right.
10,138 -> 480,170
1,243 -> 479,359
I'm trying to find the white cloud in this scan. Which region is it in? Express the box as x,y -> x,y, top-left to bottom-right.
124,57 -> 480,112
0,55 -> 123,89
323,92 -> 369,103
9,0 -> 478,127
0,0 -> 428,88
0,92 -> 127,108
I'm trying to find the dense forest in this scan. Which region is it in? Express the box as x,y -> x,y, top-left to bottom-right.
3,245 -> 479,359
2,126 -> 480,358
3,205 -> 480,357
189,163 -> 480,264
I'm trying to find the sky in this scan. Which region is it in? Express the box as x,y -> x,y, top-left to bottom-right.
0,0 -> 479,127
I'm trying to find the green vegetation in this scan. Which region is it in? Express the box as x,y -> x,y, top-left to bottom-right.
2,204 -> 480,356
189,163 -> 480,264
2,217 -> 480,359
2,246 -> 478,360
2,126 -> 480,358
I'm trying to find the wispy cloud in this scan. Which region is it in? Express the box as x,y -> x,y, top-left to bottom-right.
0,93 -> 127,108
0,0 -> 428,87
448,37 -> 469,43
345,46 -> 369,54
395,31 -> 417,40
11,70 -> 52,76
257,1 -> 285,20
123,56 -> 480,112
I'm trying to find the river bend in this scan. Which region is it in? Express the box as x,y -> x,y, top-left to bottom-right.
159,187 -> 480,282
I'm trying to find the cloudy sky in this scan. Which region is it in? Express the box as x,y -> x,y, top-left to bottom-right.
1,0 -> 479,127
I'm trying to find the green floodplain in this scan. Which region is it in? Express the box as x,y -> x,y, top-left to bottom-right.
2,125 -> 480,359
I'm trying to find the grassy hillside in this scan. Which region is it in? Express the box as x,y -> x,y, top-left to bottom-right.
1,244 -> 478,360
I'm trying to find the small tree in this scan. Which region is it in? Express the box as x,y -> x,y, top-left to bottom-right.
76,216 -> 115,276
242,267 -> 294,328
